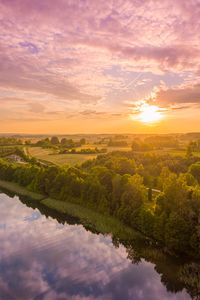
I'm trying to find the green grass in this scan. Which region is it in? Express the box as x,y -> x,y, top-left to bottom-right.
28,145 -> 132,167
0,145 -> 22,148
76,144 -> 132,152
41,197 -> 144,241
167,149 -> 200,157
154,149 -> 200,157
107,146 -> 132,152
28,147 -> 97,166
0,180 -> 44,201
132,148 -> 200,158
28,146 -> 200,167
75,144 -> 198,157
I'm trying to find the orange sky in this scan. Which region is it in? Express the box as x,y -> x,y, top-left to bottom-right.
0,0 -> 200,134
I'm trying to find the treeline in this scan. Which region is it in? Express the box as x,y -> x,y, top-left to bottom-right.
35,137 -> 86,149
35,137 -> 107,154
131,136 -> 180,151
0,151 -> 200,258
144,135 -> 179,148
187,140 -> 200,152
60,148 -> 107,154
0,146 -> 17,157
108,139 -> 128,147
0,137 -> 22,145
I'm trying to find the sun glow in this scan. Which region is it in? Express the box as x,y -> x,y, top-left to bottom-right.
134,103 -> 164,124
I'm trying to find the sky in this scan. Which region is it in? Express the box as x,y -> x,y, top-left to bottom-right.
0,0 -> 200,134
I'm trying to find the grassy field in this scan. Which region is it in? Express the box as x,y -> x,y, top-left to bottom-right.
28,147 -> 97,166
79,145 -> 200,157
107,146 -> 132,152
0,180 -> 44,201
76,144 -> 132,152
27,145 -> 132,166
41,197 -> 144,241
152,149 -> 200,157
27,146 -> 200,167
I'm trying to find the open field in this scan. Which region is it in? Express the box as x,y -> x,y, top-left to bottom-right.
152,149 -> 200,157
107,146 -> 132,152
77,144 -> 200,157
27,145 -> 132,166
27,147 -> 97,166
74,143 -> 132,152
27,146 -> 200,167
129,148 -> 200,158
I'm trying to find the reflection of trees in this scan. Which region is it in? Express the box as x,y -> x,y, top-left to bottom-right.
125,243 -> 142,264
124,242 -> 186,294
112,236 -> 120,249
179,263 -> 200,300
18,193 -> 198,300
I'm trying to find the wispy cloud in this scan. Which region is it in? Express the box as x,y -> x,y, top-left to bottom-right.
0,0 -> 199,131
149,81 -> 200,107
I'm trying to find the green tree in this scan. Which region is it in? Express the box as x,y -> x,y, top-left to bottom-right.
189,162 -> 200,183
80,138 -> 86,145
51,136 -> 59,145
165,212 -> 191,252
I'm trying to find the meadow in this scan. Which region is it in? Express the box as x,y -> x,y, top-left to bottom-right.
27,145 -> 200,167
27,146 -> 98,166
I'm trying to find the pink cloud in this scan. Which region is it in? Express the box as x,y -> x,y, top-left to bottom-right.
151,81 -> 200,107
0,0 -> 199,125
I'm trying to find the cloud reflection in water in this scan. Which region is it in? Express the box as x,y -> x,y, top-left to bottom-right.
0,193 -> 190,300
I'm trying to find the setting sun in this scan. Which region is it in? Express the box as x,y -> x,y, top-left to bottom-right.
136,103 -> 164,124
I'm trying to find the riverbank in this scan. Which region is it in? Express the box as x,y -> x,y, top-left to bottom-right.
1,179 -> 199,261
0,180 -> 44,201
0,179 -> 145,243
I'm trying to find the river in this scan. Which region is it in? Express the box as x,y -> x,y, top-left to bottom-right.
0,191 -> 198,300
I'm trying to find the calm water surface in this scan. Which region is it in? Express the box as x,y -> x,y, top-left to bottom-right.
0,192 -> 194,300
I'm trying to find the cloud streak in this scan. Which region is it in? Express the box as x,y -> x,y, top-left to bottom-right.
0,0 -> 199,132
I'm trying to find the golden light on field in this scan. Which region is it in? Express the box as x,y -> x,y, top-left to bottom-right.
132,103 -> 164,124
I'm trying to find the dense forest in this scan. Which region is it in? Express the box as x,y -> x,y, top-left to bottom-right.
0,149 -> 200,258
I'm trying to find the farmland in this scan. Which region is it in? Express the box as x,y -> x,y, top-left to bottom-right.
27,147 -> 97,166
27,145 -> 200,167
27,140 -> 132,166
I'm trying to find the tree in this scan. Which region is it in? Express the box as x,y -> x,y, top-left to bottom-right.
132,140 -> 140,151
186,144 -> 193,158
148,188 -> 152,201
158,167 -> 171,190
51,136 -> 59,145
80,138 -> 86,145
106,157 -> 136,175
189,162 -> 200,183
162,174 -> 188,214
61,138 -> 67,145
165,212 -> 191,252
91,166 -> 113,194
116,174 -> 146,225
